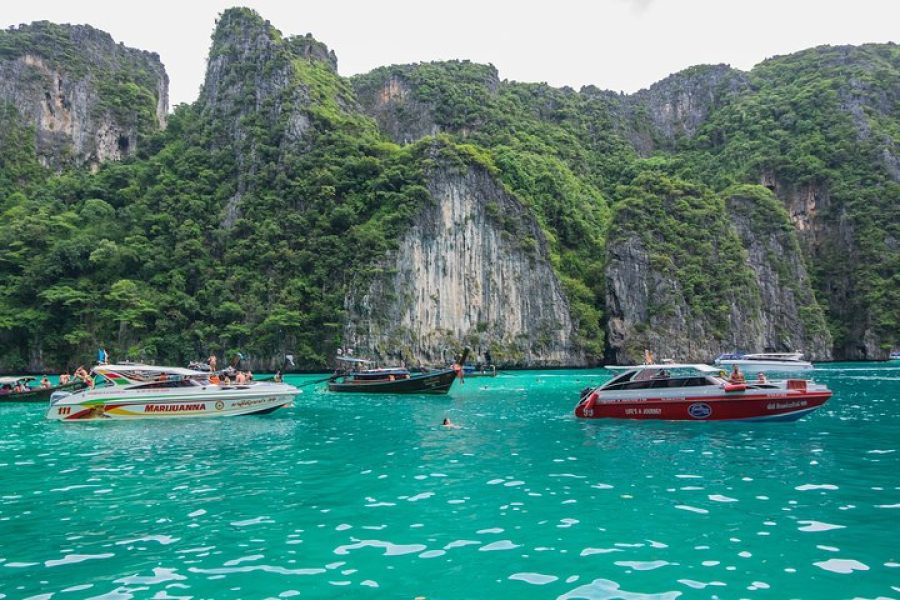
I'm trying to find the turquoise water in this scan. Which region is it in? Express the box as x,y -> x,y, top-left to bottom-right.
1,364 -> 898,598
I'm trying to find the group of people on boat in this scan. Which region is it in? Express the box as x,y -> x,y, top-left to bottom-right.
0,376 -> 52,394
725,364 -> 768,384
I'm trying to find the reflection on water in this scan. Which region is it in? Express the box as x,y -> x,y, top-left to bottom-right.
0,364 -> 898,598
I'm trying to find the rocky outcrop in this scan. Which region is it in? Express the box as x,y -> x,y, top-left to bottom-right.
343,157 -> 584,367
0,21 -> 168,169
605,232 -> 763,364
759,172 -> 889,360
725,186 -> 833,359
621,64 -> 749,155
353,73 -> 441,144
605,184 -> 832,364
198,8 -> 346,226
352,61 -> 501,144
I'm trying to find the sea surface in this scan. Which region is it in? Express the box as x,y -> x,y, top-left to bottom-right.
1,363 -> 898,599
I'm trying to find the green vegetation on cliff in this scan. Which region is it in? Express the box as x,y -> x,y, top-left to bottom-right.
0,10 -> 896,369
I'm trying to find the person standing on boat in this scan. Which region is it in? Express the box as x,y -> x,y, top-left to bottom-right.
97,346 -> 109,365
208,354 -> 217,372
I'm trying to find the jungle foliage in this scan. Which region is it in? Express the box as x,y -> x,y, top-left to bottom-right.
0,10 -> 896,369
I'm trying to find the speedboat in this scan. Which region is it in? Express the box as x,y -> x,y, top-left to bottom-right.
575,364 -> 831,422
714,352 -> 813,373
46,364 -> 298,421
890,351 -> 900,361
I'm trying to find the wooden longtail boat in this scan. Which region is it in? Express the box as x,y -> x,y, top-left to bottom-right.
328,350 -> 467,394
0,377 -> 86,403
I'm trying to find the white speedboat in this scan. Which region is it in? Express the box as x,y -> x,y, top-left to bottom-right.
714,352 -> 813,373
46,364 -> 298,421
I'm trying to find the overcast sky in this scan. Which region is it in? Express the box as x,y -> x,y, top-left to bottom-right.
2,0 -> 897,107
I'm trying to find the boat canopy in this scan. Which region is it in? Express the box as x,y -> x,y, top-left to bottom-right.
0,376 -> 33,385
336,356 -> 374,364
93,365 -> 210,385
716,352 -> 804,362
605,363 -> 719,373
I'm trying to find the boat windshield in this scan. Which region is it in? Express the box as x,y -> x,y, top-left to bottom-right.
601,367 -> 722,391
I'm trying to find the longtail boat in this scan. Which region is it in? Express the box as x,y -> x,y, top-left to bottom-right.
327,350 -> 468,394
0,376 -> 86,403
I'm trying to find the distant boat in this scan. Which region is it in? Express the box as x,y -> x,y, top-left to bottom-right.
461,364 -> 497,378
714,352 -> 813,373
328,350 -> 467,394
0,376 -> 85,403
890,351 -> 900,361
576,364 -> 831,422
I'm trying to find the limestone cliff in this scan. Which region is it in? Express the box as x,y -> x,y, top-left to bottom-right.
605,180 -> 831,364
352,61 -> 500,144
0,21 -> 168,169
198,8 -> 351,226
343,158 -> 584,367
618,64 -> 749,155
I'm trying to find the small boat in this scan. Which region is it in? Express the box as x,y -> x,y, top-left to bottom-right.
714,352 -> 813,373
890,351 -> 900,361
327,355 -> 462,394
575,364 -> 831,422
46,364 -> 298,421
461,364 -> 497,378
0,376 -> 85,403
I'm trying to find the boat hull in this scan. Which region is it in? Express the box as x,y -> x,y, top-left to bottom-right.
46,387 -> 297,421
328,369 -> 458,394
0,381 -> 86,403
575,389 -> 831,422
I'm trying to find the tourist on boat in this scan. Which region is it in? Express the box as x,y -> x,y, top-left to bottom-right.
208,354 -> 217,371
223,374 -> 231,385
757,372 -> 768,383
730,365 -> 746,384
0,384 -> 10,395
246,370 -> 253,381
97,346 -> 109,365
59,372 -> 70,385
643,349 -> 655,365
452,361 -> 464,383
235,371 -> 246,384
40,376 -> 51,389
209,373 -> 220,384
274,370 -> 282,383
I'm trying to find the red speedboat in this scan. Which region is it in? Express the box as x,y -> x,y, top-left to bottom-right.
575,364 -> 831,422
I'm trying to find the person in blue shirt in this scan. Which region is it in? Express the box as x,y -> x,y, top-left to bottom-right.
97,346 -> 109,365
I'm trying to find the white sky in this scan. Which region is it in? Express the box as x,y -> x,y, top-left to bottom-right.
2,0 -> 897,107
